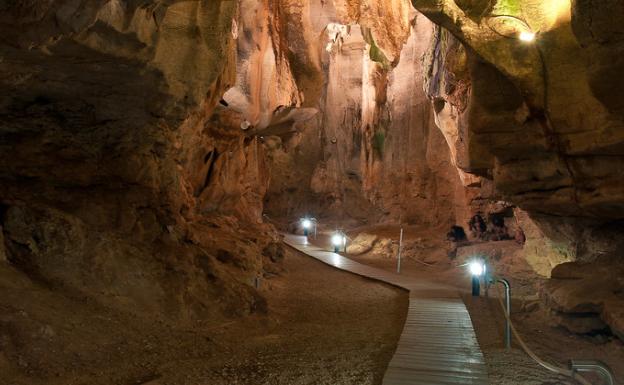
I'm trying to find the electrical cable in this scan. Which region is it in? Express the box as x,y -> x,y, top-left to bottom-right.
485,14 -> 537,39
493,286 -> 592,385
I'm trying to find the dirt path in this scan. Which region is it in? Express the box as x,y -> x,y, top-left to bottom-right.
205,247 -> 408,385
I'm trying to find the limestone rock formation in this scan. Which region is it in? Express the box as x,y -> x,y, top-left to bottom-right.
414,0 -> 624,335
0,0 -> 474,332
417,0 -> 624,264
0,0 -> 280,322
543,260 -> 624,338
263,8 -> 470,228
346,233 -> 378,255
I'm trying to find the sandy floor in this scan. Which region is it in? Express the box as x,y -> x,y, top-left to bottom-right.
1,247 -> 407,385
204,247 -> 408,385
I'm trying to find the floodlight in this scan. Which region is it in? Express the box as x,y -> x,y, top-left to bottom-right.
519,31 -> 535,42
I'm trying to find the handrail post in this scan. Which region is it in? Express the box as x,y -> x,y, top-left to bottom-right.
570,360 -> 615,385
396,227 -> 403,273
497,278 -> 511,349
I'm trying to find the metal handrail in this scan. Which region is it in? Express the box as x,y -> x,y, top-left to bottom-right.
493,278 -> 609,385
570,360 -> 615,385
496,278 -> 511,349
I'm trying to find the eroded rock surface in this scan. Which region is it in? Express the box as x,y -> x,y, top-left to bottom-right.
419,0 -> 624,253
0,0 -> 476,337
346,233 -> 378,255
262,9 -> 470,228
0,0 -> 279,322
543,260 -> 624,338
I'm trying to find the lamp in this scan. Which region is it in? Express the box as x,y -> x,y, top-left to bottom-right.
332,232 -> 346,253
301,218 -> 312,236
468,260 -> 486,296
519,31 -> 536,42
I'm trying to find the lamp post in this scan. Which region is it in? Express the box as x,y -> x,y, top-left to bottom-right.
301,218 -> 312,236
332,232 -> 346,253
300,217 -> 318,238
469,260 -> 486,297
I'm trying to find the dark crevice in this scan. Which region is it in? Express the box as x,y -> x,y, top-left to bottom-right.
513,185 -> 573,196
197,150 -> 218,197
203,149 -> 215,164
0,203 -> 8,223
0,203 -> 8,263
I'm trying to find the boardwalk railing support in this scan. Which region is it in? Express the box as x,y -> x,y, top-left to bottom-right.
396,227 -> 403,273
496,278 -> 511,349
570,360 -> 615,385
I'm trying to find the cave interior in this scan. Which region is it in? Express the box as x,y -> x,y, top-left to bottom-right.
1,0 -> 624,384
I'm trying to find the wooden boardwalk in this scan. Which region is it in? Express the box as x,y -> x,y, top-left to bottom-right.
283,234 -> 489,385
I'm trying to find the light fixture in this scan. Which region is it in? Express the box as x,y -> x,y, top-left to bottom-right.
468,259 -> 486,296
301,218 -> 312,236
469,261 -> 485,276
518,31 -> 536,42
332,232 -> 346,253
486,15 -> 537,43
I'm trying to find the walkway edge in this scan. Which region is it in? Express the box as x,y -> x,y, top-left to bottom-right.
283,234 -> 489,385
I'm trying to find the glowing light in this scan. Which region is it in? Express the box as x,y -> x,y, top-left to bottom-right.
302,219 -> 312,229
519,31 -> 536,42
331,233 -> 344,247
469,261 -> 485,276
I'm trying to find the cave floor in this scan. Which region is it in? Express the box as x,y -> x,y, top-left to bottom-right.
0,245 -> 407,385
3,226 -> 624,385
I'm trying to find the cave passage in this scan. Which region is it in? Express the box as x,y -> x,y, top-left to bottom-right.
1,1 -> 624,384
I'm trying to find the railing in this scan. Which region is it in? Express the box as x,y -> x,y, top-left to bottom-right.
495,278 -> 511,349
570,360 -> 615,385
491,276 -> 616,385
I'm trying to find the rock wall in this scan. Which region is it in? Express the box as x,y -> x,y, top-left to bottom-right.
262,5 -> 469,229
6,0 -> 622,333
0,0 -> 282,321
0,0 -> 468,325
417,0 -> 624,270
414,0 -> 624,338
